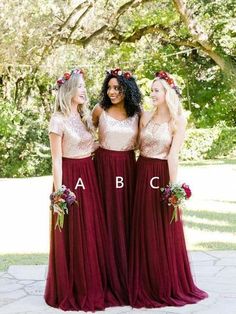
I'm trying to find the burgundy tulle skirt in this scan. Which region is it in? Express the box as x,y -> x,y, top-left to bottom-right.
129,156 -> 208,308
44,157 -> 107,311
94,147 -> 136,306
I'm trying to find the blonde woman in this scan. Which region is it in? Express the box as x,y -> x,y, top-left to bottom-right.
44,69 -> 108,311
129,71 -> 208,308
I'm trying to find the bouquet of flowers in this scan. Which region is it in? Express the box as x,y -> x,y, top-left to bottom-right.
50,185 -> 78,231
161,183 -> 192,223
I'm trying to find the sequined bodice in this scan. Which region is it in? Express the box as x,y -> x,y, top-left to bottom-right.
139,118 -> 173,159
49,112 -> 97,158
98,110 -> 139,151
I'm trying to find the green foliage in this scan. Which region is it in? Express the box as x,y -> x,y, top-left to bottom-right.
0,100 -> 51,177
180,125 -> 236,161
0,67 -> 54,178
0,0 -> 236,177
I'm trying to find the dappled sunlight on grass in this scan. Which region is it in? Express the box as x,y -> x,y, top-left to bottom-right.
180,158 -> 236,166
187,199 -> 236,213
183,207 -> 236,250
0,253 -> 48,271
0,162 -> 235,269
184,208 -> 236,233
195,242 -> 236,250
184,215 -> 229,227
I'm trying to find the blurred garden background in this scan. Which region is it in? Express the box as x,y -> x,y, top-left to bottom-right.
0,0 -> 236,269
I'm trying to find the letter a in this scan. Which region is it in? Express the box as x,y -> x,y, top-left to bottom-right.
75,178 -> 85,190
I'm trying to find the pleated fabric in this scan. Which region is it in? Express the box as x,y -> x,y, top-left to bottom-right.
129,156 -> 208,308
94,147 -> 136,306
44,157 -> 107,311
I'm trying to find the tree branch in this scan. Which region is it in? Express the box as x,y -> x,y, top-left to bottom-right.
172,0 -> 236,76
66,3 -> 93,41
110,24 -> 170,43
172,0 -> 211,50
57,0 -> 90,32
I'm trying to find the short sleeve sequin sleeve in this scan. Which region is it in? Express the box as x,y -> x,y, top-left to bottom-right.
48,113 -> 64,137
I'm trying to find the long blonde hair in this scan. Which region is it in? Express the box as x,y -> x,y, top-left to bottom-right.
152,77 -> 183,133
55,73 -> 94,133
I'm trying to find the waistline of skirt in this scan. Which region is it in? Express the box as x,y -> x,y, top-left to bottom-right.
62,156 -> 92,163
97,147 -> 135,157
138,155 -> 168,163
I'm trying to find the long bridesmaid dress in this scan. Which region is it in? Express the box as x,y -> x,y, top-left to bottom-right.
45,111 -> 108,311
129,118 -> 208,308
94,109 -> 139,306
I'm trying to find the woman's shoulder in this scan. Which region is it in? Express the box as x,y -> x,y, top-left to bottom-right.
49,111 -> 65,127
142,110 -> 152,119
176,114 -> 187,128
92,103 -> 104,120
140,111 -> 152,127
92,103 -> 103,114
50,111 -> 64,121
48,111 -> 65,136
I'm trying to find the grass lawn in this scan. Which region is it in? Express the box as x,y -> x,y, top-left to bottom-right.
180,158 -> 236,166
0,159 -> 235,271
1,205 -> 235,271
179,160 -> 236,251
0,253 -> 48,272
184,206 -> 236,251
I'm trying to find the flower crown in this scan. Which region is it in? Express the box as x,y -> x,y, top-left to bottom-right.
155,71 -> 181,96
56,68 -> 84,89
106,68 -> 133,79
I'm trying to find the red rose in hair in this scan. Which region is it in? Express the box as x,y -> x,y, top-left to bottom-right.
167,78 -> 174,85
64,72 -> 71,80
57,79 -> 64,85
113,68 -> 121,75
157,71 -> 165,78
124,71 -> 131,79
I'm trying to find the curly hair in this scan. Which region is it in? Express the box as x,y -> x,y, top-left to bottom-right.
99,73 -> 142,117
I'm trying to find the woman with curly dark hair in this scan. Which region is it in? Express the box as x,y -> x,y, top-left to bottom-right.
92,68 -> 142,306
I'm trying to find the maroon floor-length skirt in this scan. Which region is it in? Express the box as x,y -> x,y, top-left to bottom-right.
94,147 -> 136,306
129,156 -> 208,308
44,157 -> 107,311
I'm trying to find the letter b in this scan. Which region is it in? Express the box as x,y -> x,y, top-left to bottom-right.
116,176 -> 124,188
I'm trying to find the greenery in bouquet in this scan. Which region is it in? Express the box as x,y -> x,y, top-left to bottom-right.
161,183 -> 192,223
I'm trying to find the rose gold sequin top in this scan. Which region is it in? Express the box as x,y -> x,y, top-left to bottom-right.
139,118 -> 173,159
98,110 -> 139,151
49,112 -> 97,158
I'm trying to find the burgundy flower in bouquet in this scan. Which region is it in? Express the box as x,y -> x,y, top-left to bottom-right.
50,185 -> 78,231
161,183 -> 192,223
